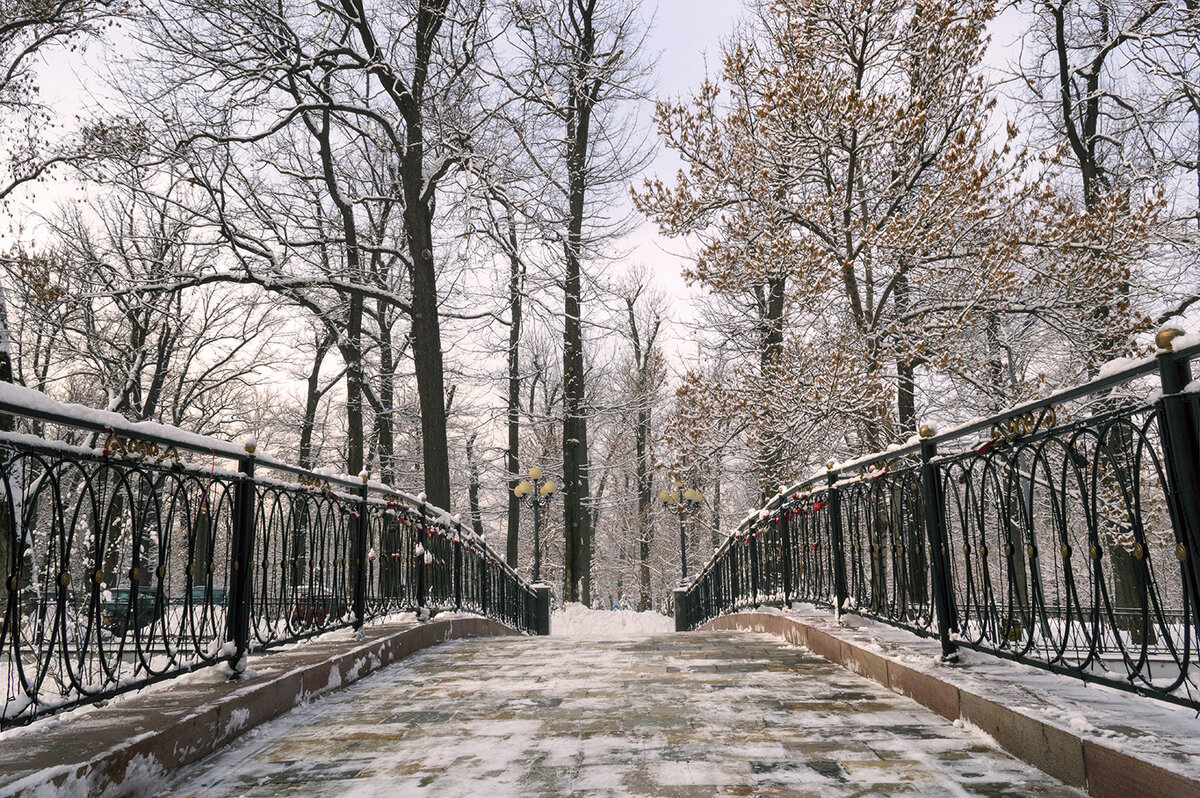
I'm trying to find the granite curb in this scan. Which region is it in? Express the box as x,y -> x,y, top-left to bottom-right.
0,616 -> 520,797
699,612 -> 1199,798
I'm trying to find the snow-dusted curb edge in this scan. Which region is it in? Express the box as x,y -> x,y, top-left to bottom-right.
0,618 -> 519,798
700,613 -> 1198,798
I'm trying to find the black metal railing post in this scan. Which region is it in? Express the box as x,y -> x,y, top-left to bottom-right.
416,498 -> 428,617
780,503 -> 793,605
498,567 -> 505,623
1155,330 -> 1200,639
749,522 -> 760,605
827,467 -> 848,611
352,474 -> 368,632
228,440 -> 257,672
678,514 -> 688,582
724,542 -> 734,604
713,558 -> 721,617
674,586 -> 690,631
534,583 -> 551,635
453,531 -> 463,611
480,555 -> 490,614
918,431 -> 958,661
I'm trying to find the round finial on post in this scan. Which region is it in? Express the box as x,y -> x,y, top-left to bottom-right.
919,424 -> 937,439
359,470 -> 369,484
826,460 -> 835,470
243,435 -> 257,455
1156,327 -> 1186,352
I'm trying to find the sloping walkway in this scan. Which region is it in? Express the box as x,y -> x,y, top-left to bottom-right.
167,632 -> 1078,796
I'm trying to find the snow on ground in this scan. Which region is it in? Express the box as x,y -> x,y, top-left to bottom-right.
767,603 -> 1200,780
550,603 -> 673,637
166,632 -> 1080,796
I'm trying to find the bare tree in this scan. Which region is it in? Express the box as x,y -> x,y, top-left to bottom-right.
0,0 -> 129,439
5,189 -> 277,430
492,0 -> 651,602
113,0 -> 493,502
0,0 -> 127,204
1013,0 -> 1200,363
616,273 -> 664,610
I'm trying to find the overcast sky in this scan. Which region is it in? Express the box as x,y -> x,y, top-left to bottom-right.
626,1 -> 748,358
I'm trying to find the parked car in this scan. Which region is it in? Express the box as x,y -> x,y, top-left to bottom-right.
188,587 -> 229,607
99,588 -> 163,634
289,592 -> 348,628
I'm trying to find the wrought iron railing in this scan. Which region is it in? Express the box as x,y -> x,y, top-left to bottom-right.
0,386 -> 544,728
676,332 -> 1200,710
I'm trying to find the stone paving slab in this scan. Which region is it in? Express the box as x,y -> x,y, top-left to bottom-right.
166,632 -> 1082,797
702,610 -> 1200,798
0,616 -> 519,797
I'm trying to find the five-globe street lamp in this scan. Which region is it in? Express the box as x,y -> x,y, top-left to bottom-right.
660,481 -> 702,582
513,466 -> 557,583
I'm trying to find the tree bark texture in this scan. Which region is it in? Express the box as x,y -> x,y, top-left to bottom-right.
506,216 -> 523,567
298,332 -> 334,470
560,0 -> 599,603
312,107 -> 366,477
466,433 -> 485,538
343,0 -> 452,508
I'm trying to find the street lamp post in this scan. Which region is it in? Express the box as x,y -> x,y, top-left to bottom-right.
660,481 -> 702,582
513,466 -> 557,583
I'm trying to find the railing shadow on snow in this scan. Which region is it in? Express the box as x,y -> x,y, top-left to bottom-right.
676,331 -> 1200,711
0,385 -> 546,729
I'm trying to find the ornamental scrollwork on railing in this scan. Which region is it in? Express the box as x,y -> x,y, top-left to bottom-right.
102,432 -> 183,470
297,473 -> 334,496
989,404 -> 1061,445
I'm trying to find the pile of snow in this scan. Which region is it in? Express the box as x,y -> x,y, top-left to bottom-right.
551,602 -> 673,638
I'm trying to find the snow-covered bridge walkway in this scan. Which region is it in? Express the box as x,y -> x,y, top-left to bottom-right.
166,631 -> 1077,796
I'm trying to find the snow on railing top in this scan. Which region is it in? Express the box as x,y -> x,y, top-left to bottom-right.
0,382 -> 521,580
0,381 -> 249,460
778,340 -> 1198,503
694,336 -> 1200,573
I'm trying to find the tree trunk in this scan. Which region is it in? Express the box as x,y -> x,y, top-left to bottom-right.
505,217 -> 523,567
376,304 -> 397,486
894,270 -> 917,437
402,183 -> 450,508
758,275 -> 787,500
635,398 -> 652,613
466,433 -> 485,538
560,3 -> 598,604
627,293 -> 655,612
312,107 -> 365,477
298,332 -> 334,470
711,456 -> 722,550
897,359 -> 916,437
562,267 -> 590,602
345,0 -> 453,509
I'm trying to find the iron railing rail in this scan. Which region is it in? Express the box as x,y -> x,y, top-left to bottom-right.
0,385 -> 546,728
677,336 -> 1200,711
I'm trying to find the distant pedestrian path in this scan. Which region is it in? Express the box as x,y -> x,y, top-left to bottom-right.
167,631 -> 1078,796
